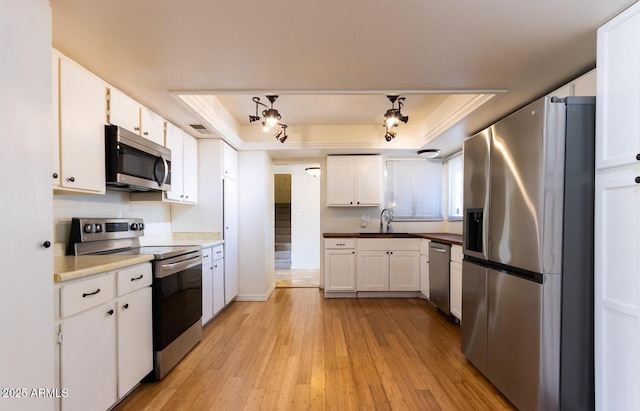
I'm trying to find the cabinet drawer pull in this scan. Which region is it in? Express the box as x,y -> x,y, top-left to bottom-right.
636,176 -> 640,184
107,309 -> 114,316
123,303 -> 129,310
130,275 -> 144,282
82,288 -> 101,298
636,153 -> 640,161
337,243 -> 345,246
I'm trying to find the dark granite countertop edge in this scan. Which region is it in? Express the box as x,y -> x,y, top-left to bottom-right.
323,232 -> 462,245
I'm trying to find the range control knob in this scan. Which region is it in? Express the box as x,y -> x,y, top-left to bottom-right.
130,223 -> 139,231
94,224 -> 103,233
83,224 -> 93,233
139,223 -> 144,231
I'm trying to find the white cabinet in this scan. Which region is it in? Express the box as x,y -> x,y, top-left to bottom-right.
420,239 -> 430,298
357,251 -> 389,291
164,123 -> 198,204
52,50 -> 61,187
56,53 -> 106,194
136,123 -> 198,204
356,238 -> 420,292
165,122 -> 184,202
56,263 -> 152,411
59,273 -> 117,411
326,155 -> 383,206
116,287 -> 152,397
108,87 -> 164,146
212,245 -> 225,315
547,69 -> 596,98
450,245 -> 463,321
224,178 -> 239,304
324,239 -> 356,293
60,301 -> 117,411
596,5 -> 640,410
183,133 -> 198,203
222,142 -> 238,181
201,248 -> 214,325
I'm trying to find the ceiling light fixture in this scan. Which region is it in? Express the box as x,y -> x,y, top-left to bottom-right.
249,95 -> 289,143
305,167 -> 320,177
417,149 -> 441,159
383,95 -> 409,141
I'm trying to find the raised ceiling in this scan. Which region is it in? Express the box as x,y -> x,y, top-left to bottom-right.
51,0 -> 636,159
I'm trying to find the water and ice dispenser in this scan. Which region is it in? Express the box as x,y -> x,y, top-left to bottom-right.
465,208 -> 484,253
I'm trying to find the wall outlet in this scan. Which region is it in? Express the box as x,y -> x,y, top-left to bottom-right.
360,214 -> 369,227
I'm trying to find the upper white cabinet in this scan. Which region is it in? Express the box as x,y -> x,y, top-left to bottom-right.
595,4 -> 640,410
327,155 -> 382,206
597,7 -> 640,171
56,54 -> 106,194
108,87 -> 165,146
164,122 -> 184,202
222,142 -> 238,181
183,133 -> 198,204
52,50 -> 61,187
135,123 -> 198,204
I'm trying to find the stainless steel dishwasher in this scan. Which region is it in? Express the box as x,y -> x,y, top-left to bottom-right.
429,242 -> 451,314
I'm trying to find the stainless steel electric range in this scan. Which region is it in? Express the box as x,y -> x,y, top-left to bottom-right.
67,217 -> 203,380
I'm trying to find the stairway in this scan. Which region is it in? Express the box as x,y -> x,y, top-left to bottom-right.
275,203 -> 292,269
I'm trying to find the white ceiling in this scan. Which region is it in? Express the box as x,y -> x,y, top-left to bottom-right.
51,0 -> 636,159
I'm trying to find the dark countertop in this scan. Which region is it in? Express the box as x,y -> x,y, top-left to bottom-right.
323,232 -> 462,245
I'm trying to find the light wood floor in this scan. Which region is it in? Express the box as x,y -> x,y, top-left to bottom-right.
275,269 -> 320,288
115,289 -> 515,410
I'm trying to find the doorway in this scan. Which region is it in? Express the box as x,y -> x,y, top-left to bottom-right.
274,164 -> 321,287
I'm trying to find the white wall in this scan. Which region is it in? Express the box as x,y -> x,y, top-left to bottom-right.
53,191 -> 172,245
291,167 -> 320,269
237,151 -> 275,300
0,1 -> 55,408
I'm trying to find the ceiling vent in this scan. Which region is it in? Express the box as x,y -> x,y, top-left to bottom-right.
189,124 -> 213,135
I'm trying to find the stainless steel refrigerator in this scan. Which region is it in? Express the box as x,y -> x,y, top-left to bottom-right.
461,96 -> 595,411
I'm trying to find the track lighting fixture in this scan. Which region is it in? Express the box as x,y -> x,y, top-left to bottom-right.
248,95 -> 289,143
383,95 -> 409,141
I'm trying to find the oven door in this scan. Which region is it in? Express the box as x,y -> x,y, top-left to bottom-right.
152,251 -> 202,351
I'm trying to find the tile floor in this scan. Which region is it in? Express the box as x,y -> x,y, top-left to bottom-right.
274,269 -> 320,288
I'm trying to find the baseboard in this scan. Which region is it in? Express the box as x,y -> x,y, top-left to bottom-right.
235,283 -> 276,302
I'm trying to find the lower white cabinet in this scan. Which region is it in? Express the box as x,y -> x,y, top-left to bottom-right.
420,239 -> 430,298
57,263 -> 152,411
116,287 -> 152,397
357,239 -> 420,292
450,245 -> 463,321
60,300 -> 117,411
202,244 -> 225,324
324,239 -> 356,292
212,245 -> 225,315
201,248 -> 214,325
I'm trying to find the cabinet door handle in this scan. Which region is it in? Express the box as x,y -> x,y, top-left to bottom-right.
67,176 -> 75,182
82,288 -> 100,298
214,265 -> 218,268
122,304 -> 129,310
130,275 -> 143,282
636,176 -> 640,184
143,131 -> 148,136
390,251 -> 393,254
134,126 -> 140,131
42,241 -> 51,248
52,173 -> 58,179
107,309 -> 114,316
636,153 -> 640,161
352,251 -> 355,254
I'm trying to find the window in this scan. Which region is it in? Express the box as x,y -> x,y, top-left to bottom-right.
385,159 -> 443,220
448,153 -> 463,220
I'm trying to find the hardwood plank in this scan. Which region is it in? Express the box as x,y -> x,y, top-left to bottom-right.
114,289 -> 515,411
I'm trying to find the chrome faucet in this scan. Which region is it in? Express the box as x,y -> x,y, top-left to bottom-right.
380,208 -> 393,233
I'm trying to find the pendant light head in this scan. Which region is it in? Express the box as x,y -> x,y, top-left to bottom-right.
383,95 -> 408,141
249,95 -> 289,142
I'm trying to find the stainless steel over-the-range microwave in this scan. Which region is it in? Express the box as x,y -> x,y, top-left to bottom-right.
105,125 -> 171,192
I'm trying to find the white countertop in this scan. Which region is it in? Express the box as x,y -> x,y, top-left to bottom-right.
54,255 -> 155,282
